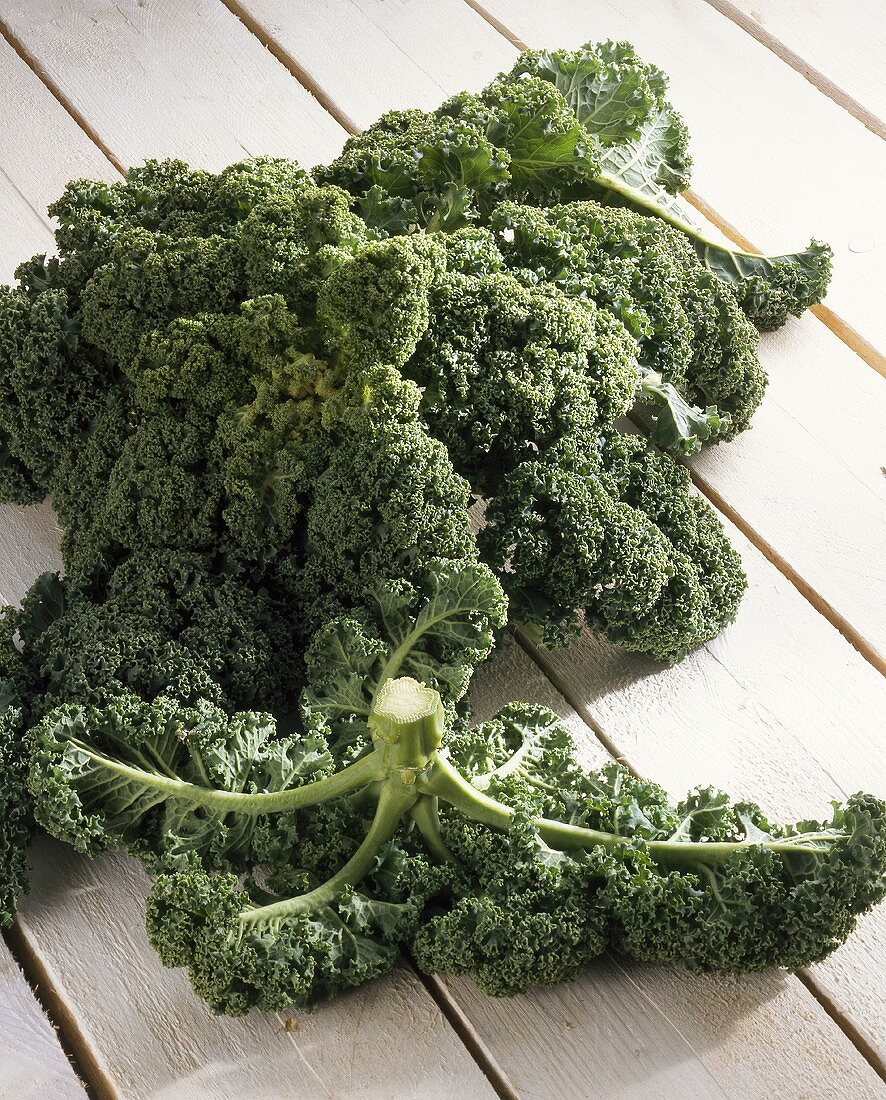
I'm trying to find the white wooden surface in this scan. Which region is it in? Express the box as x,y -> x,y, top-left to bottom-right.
0,940 -> 85,1098
715,0 -> 886,132
0,32 -> 116,278
0,0 -> 884,1095
0,0 -> 346,172
233,0 -> 515,124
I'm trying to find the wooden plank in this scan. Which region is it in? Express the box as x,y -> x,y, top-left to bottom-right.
224,1 -> 886,670
689,313 -> 886,662
0,46 -> 105,1092
0,173 -> 53,286
232,0 -> 515,123
475,0 -> 886,368
461,636 -> 886,1099
713,0 -> 886,133
0,27 -> 112,282
0,34 -> 118,228
0,939 -> 85,1098
15,837 -> 498,1100
521,508 -> 886,1069
0,501 -> 63,607
0,0 -> 346,172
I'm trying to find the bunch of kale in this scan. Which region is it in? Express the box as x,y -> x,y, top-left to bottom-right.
1,43 -> 869,1018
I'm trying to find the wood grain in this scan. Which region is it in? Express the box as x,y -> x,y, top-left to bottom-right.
0,33 -> 117,213
0,32 -> 117,280
475,0 -> 886,367
231,0 -> 515,123
16,838 -> 498,1100
0,0 -> 346,171
712,0 -> 886,133
0,939 -> 85,1098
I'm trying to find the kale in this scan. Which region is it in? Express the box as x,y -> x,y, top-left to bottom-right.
26,572 -> 886,1013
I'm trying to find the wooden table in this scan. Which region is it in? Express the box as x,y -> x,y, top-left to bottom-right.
1,2 -> 884,1096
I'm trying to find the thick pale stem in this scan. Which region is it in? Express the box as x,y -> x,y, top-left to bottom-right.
67,739 -> 385,814
410,795 -> 457,863
595,171 -> 748,255
238,779 -> 418,926
369,677 -> 443,771
422,756 -> 841,869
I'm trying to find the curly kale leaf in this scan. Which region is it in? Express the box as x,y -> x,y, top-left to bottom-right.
146,858 -> 408,1014
636,364 -> 729,455
509,39 -> 692,196
302,561 -> 507,742
322,40 -> 831,329
512,40 -> 832,328
417,704 -> 886,991
0,677 -> 30,925
28,695 -> 334,869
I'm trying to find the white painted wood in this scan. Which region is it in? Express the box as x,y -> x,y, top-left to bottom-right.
478,0 -> 886,365
234,0 -> 515,124
0,939 -> 85,1098
223,1 -> 886,667
521,510 -> 886,1067
0,29 -> 115,280
720,0 -> 886,129
16,837 -> 498,1100
0,34 -> 118,228
464,637 -> 886,1099
0,0 -> 346,172
688,313 -> 886,661
0,66 -> 89,1097
0,174 -> 52,287
0,501 -> 63,606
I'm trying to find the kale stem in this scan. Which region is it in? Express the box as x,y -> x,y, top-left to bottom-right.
66,738 -> 386,814
594,171 -> 746,255
410,795 -> 457,862
238,779 -> 418,925
422,756 -> 844,869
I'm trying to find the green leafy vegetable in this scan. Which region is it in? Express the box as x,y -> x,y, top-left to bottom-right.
28,574 -> 886,1012
0,38 -> 853,1005
501,41 -> 832,330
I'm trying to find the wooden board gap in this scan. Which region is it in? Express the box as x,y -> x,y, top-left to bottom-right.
0,17 -> 124,176
402,949 -> 521,1100
796,969 -> 886,1083
3,918 -> 112,1100
462,0 -> 527,50
512,626 -> 642,777
684,189 -> 886,380
686,464 -> 886,679
217,0 -> 360,134
701,0 -> 886,142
